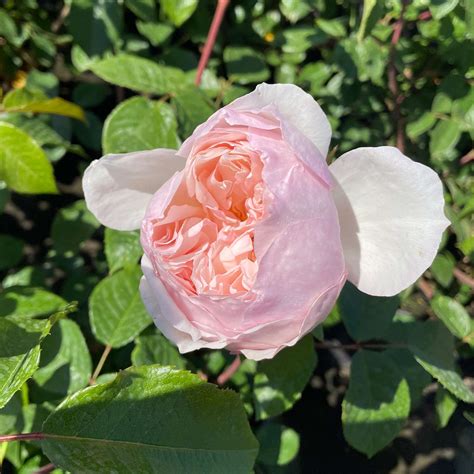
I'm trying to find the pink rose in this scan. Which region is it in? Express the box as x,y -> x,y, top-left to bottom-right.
83,83 -> 449,360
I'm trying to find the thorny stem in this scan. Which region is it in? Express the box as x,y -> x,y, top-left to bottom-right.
195,0 -> 230,86
89,344 -> 112,385
0,432 -> 45,443
217,355 -> 241,385
388,0 -> 408,152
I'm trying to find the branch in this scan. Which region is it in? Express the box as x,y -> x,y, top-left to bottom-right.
453,267 -> 474,289
388,0 -> 408,152
314,340 -> 408,351
89,344 -> 112,385
217,355 -> 241,385
0,432 -> 45,443
195,0 -> 230,86
33,463 -> 55,474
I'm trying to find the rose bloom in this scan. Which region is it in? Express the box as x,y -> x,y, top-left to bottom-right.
84,83 -> 449,360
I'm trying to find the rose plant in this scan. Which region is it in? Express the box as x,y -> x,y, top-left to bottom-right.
84,83 -> 449,360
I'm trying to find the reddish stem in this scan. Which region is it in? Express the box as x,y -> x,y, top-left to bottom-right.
418,10 -> 432,21
0,432 -> 45,443
195,0 -> 230,86
453,267 -> 474,289
217,355 -> 241,385
33,463 -> 55,474
388,1 -> 408,152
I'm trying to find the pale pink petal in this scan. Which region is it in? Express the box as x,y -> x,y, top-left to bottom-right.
330,146 -> 450,297
229,83 -> 332,159
140,256 -> 226,352
83,149 -> 185,230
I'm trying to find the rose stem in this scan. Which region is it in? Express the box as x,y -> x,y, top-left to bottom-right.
0,432 -> 45,443
89,343 -> 112,385
217,354 -> 241,385
314,341 -> 408,351
33,463 -> 55,474
388,0 -> 408,152
195,0 -> 230,86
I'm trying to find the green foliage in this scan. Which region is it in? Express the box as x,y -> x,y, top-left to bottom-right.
435,386 -> 458,429
339,283 -> 399,341
102,97 -> 179,154
89,54 -> 186,95
0,0 -> 472,470
104,228 -> 142,274
89,265 -> 151,348
431,295 -> 472,338
256,422 -> 300,467
342,350 -> 410,458
0,303 -> 71,409
51,200 -> 100,255
0,123 -> 57,194
253,336 -> 316,420
132,328 -> 186,369
42,366 -> 258,473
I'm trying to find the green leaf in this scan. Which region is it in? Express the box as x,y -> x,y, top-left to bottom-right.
224,47 -> 270,85
0,287 -> 66,319
2,89 -> 85,121
388,320 -> 474,402
67,0 -> 123,56
407,112 -> 437,139
0,9 -> 20,46
0,311 -> 62,409
435,386 -> 458,428
42,366 -> 259,473
160,0 -> 198,26
0,234 -> 24,270
431,295 -> 472,339
253,335 -> 316,420
280,0 -> 312,24
132,328 -> 186,369
430,0 -> 459,19
256,422 -> 300,467
0,393 -> 22,435
125,0 -> 157,20
431,92 -> 452,113
32,319 -> 92,399
90,54 -> 186,95
51,200 -> 100,255
102,96 -> 179,154
89,265 -> 152,348
385,349 -> 431,408
0,122 -> 58,194
316,18 -> 346,39
430,252 -> 455,288
173,86 -> 215,137
430,119 -> 462,157
339,283 -> 399,341
342,350 -> 410,458
104,228 -> 143,274
357,0 -> 384,41
136,21 -> 174,46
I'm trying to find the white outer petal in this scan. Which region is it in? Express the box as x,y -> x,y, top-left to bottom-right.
228,83 -> 332,158
330,146 -> 450,297
83,149 -> 185,231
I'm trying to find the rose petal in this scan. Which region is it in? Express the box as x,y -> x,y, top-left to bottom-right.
83,149 -> 186,230
140,255 -> 227,352
229,83 -> 332,159
330,146 -> 450,297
